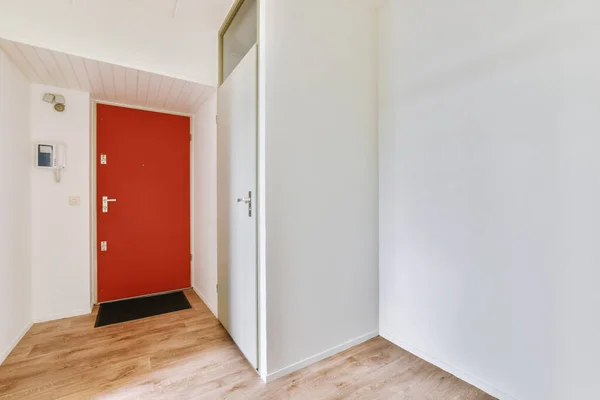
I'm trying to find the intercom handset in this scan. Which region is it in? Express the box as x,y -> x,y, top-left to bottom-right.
34,143 -> 67,182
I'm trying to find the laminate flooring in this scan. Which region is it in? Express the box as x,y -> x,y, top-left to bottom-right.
0,290 -> 495,400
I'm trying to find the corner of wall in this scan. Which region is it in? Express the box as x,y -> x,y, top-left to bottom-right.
265,330 -> 379,382
0,321 -> 33,365
0,48 -> 34,365
191,286 -> 217,317
32,307 -> 92,324
380,331 -> 517,400
191,92 -> 218,319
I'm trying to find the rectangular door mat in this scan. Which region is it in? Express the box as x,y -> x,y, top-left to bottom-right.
95,291 -> 191,327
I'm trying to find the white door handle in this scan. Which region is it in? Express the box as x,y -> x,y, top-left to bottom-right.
102,196 -> 117,213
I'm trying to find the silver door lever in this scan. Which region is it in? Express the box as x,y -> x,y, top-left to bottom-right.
102,196 -> 117,213
237,191 -> 252,217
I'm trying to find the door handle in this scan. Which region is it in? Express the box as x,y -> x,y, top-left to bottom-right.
102,196 -> 117,213
236,191 -> 252,217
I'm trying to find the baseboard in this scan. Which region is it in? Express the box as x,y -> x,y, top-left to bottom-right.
0,321 -> 33,365
192,286 -> 217,317
380,331 -> 517,400
33,307 -> 92,323
265,330 -> 379,383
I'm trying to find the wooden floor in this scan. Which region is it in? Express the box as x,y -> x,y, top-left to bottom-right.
0,291 -> 494,399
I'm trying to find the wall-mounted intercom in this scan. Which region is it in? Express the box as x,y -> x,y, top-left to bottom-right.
35,143 -> 67,183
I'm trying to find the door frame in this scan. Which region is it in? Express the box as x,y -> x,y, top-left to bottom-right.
90,100 -> 195,305
218,0 -> 248,86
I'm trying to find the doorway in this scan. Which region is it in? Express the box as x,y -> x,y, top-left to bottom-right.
96,104 -> 191,303
217,0 -> 259,370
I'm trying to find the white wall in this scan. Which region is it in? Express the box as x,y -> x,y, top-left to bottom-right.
192,93 -> 218,315
379,1 -> 600,399
0,50 -> 32,364
0,0 -> 217,86
30,85 -> 92,322
261,0 -> 379,378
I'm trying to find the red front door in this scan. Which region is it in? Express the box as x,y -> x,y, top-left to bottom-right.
97,104 -> 191,303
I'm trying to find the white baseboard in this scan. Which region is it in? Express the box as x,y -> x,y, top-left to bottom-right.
33,307 -> 92,323
265,330 -> 379,383
192,286 -> 217,317
0,321 -> 33,365
380,331 -> 517,400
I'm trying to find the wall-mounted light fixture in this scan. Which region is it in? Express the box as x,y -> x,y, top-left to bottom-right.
42,93 -> 66,112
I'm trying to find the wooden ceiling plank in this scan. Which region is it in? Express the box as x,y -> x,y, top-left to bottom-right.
125,68 -> 138,103
34,47 -> 69,88
0,39 -> 41,82
51,51 -> 82,89
137,71 -> 151,104
98,61 -> 117,100
15,42 -> 56,86
83,58 -> 106,99
67,54 -> 93,92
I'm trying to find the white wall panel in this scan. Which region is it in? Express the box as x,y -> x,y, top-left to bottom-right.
378,0 -> 600,399
261,0 -> 379,380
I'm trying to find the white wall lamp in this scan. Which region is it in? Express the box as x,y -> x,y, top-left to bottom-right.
42,93 -> 66,112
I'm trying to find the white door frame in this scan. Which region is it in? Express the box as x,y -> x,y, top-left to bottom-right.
90,100 -> 195,305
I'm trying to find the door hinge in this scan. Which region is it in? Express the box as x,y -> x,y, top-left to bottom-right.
215,115 -> 218,124
216,283 -> 218,293
190,254 -> 193,262
190,134 -> 192,141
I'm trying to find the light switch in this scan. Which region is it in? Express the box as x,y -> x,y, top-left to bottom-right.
69,196 -> 80,206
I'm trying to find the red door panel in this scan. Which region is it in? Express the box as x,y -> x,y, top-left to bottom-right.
97,104 -> 190,303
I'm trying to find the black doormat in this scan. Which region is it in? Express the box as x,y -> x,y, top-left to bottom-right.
95,291 -> 191,327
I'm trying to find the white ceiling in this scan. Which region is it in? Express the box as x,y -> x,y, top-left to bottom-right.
62,0 -> 235,31
0,39 -> 214,114
0,0 -> 235,86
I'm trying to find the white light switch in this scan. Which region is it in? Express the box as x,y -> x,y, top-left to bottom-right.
69,196 -> 80,206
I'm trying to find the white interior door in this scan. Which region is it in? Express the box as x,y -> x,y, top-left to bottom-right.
217,45 -> 258,368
